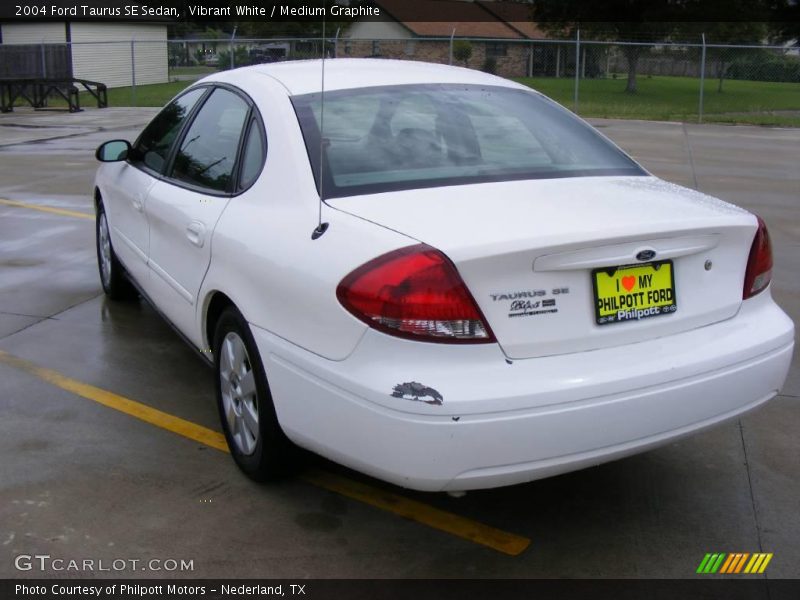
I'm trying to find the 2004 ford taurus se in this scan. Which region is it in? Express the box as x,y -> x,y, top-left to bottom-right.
93,59 -> 794,492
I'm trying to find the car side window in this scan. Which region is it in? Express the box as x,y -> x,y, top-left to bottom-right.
133,87 -> 206,173
238,117 -> 266,190
170,88 -> 250,193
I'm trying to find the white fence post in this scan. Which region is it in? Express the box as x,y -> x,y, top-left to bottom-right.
130,39 -> 136,106
40,40 -> 47,78
574,29 -> 580,112
230,26 -> 238,70
698,33 -> 707,124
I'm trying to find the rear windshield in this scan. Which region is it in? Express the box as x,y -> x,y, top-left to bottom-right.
291,83 -> 645,199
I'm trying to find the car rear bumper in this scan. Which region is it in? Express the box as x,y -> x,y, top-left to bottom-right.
253,290 -> 794,492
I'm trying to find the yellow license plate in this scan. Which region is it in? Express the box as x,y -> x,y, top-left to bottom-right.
592,261 -> 677,325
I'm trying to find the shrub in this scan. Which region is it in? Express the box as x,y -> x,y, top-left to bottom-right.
453,40 -> 473,67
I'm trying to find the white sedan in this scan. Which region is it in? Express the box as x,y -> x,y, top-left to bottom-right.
94,59 -> 794,492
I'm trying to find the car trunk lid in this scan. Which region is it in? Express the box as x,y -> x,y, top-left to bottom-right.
328,176 -> 757,359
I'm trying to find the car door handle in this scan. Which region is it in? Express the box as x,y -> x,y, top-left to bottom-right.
186,221 -> 206,248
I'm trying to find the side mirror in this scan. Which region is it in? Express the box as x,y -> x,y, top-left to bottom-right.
96,140 -> 132,162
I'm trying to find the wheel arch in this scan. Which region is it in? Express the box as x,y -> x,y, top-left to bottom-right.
204,290 -> 237,352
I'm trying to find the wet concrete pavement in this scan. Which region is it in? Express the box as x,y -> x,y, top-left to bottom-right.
0,107 -> 798,579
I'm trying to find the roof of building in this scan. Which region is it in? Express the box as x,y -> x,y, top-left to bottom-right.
373,0 -> 540,39
475,1 -> 548,39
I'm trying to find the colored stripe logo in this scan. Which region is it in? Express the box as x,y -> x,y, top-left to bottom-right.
697,553 -> 773,574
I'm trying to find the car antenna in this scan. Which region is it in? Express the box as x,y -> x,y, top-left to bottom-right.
311,1 -> 330,241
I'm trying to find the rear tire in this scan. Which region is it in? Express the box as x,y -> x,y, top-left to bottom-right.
96,203 -> 137,301
213,307 -> 294,481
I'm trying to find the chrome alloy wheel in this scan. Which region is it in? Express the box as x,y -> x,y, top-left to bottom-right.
219,331 -> 260,455
98,212 -> 112,288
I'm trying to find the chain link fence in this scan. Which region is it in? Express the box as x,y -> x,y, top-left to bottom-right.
2,34 -> 798,125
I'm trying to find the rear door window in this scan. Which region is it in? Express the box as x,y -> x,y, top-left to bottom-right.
238,117 -> 266,190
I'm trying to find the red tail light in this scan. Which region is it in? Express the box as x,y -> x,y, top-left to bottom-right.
337,244 -> 495,343
743,216 -> 773,299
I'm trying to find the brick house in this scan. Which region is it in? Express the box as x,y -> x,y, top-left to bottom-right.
343,0 -> 552,78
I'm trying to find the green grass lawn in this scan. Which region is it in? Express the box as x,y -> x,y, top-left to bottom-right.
9,80 -> 193,110
169,65 -> 216,76
62,73 -> 799,127
516,75 -> 800,126
76,80 -> 193,108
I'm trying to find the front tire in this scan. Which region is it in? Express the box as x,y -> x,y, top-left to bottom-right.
213,307 -> 294,481
96,203 -> 136,300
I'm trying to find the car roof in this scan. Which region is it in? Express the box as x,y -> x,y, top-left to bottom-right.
219,58 -> 526,96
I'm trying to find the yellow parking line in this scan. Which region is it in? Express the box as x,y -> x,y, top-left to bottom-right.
0,350 -> 228,451
302,469 -> 531,556
0,350 -> 531,556
0,198 -> 94,220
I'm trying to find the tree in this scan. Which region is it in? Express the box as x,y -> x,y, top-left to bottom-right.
531,0 -> 680,93
767,0 -> 800,46
683,22 -> 768,92
453,40 -> 473,67
678,1 -> 774,92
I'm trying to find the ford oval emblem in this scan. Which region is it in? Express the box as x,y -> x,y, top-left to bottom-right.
636,249 -> 657,261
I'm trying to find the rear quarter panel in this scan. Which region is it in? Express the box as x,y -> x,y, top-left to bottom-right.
197,72 -> 416,360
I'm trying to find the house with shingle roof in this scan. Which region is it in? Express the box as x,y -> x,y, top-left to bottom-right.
342,0 -> 554,78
